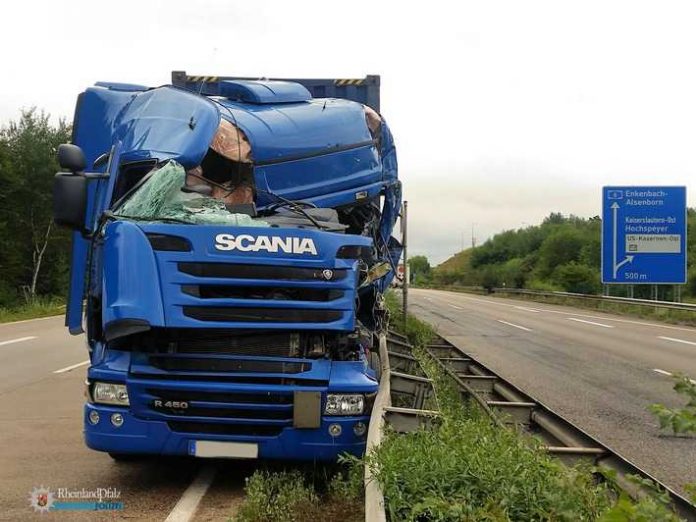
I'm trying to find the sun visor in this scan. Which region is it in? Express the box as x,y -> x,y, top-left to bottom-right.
112,87 -> 220,168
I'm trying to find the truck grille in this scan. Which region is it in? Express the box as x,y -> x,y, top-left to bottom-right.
165,260 -> 356,330
148,355 -> 309,374
182,285 -> 344,302
178,262 -> 346,281
144,386 -> 299,438
183,306 -> 342,323
137,330 -> 302,358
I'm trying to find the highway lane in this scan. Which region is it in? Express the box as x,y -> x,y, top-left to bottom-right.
0,316 -> 87,394
410,288 -> 696,494
0,315 -> 248,521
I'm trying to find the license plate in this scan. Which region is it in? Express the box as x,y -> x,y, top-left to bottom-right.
190,440 -> 258,459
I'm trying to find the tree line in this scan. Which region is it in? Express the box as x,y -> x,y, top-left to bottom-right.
0,110 -> 71,307
416,211 -> 696,299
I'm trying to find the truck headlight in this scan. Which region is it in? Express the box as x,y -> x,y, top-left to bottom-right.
325,394 -> 364,416
92,382 -> 129,406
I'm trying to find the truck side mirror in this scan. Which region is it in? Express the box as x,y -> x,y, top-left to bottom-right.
53,173 -> 88,230
58,144 -> 86,173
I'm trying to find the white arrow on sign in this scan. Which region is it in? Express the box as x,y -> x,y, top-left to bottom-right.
611,202 -> 634,279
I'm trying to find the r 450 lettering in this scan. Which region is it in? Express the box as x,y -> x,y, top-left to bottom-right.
152,399 -> 189,409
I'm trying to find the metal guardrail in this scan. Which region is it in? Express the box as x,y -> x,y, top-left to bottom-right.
369,331 -> 696,522
442,285 -> 696,313
365,331 -> 439,522
364,334 -> 390,522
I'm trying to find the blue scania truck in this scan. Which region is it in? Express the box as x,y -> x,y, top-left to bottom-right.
52,71 -> 400,461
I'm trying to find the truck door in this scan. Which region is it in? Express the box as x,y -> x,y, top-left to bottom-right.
65,143 -> 123,334
65,85 -> 139,334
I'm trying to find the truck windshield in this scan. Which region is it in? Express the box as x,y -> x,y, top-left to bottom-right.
113,161 -> 269,227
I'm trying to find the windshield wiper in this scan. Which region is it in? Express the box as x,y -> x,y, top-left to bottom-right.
256,188 -> 326,230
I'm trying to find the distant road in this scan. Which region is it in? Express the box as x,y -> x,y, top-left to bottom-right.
410,288 -> 696,494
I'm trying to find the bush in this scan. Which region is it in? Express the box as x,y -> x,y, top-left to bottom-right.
236,470 -> 318,522
234,464 -> 364,522
551,262 -> 601,294
649,374 -> 696,435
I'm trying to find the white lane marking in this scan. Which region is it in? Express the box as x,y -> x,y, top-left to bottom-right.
426,291 -> 696,333
497,320 -> 532,332
0,336 -> 36,347
567,318 -> 614,329
448,303 -> 463,310
657,336 -> 696,347
165,466 -> 216,522
424,297 -> 433,301
53,360 -> 90,374
514,306 -> 540,313
653,368 -> 696,385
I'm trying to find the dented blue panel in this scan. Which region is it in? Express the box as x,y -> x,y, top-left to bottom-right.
218,98 -> 372,164
102,221 -> 165,329
112,87 -> 220,168
255,144 -> 381,206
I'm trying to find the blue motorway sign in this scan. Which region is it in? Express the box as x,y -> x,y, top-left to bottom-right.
601,186 -> 687,284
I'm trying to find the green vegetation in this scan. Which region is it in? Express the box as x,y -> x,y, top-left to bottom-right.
234,465 -> 363,522
685,483 -> 696,504
407,254 -> 432,285
428,211 -> 696,301
372,296 -> 681,521
650,374 -> 696,436
0,110 -> 72,313
0,296 -> 65,323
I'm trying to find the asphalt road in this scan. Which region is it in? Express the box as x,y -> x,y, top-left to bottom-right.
0,315 -> 253,521
410,288 -> 696,495
4,294 -> 695,519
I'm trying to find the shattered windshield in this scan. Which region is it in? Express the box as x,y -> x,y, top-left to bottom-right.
114,161 -> 269,227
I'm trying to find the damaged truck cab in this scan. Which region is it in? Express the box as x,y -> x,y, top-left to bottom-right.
53,73 -> 401,461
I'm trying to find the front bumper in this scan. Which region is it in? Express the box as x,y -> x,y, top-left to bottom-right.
84,404 -> 369,461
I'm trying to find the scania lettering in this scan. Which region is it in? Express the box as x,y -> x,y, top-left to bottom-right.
52,71 -> 401,461
214,234 -> 319,255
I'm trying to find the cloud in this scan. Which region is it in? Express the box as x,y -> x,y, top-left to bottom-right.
3,0 -> 696,267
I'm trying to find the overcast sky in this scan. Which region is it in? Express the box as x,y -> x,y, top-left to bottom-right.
3,1 -> 696,263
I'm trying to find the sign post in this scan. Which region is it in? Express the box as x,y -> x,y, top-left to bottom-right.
601,186 -> 687,285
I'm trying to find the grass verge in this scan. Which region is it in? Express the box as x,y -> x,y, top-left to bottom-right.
372,293 -> 681,521
234,463 -> 363,522
0,296 -> 65,323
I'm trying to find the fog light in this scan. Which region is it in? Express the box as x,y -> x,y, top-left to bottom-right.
110,413 -> 124,427
328,423 -> 342,437
353,422 -> 367,437
88,410 -> 100,425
